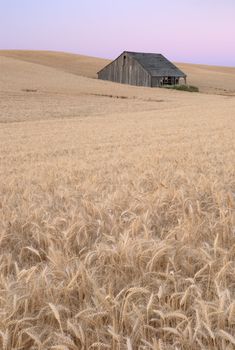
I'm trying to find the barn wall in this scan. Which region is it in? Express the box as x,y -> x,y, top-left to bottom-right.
98,53 -> 151,87
151,77 -> 162,87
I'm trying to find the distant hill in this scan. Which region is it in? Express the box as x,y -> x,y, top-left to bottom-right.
0,50 -> 110,78
177,62 -> 235,95
0,50 -> 235,95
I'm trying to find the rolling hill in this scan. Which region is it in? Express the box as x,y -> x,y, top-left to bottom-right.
1,50 -> 235,95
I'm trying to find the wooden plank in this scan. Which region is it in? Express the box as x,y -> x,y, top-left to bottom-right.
98,52 -> 151,87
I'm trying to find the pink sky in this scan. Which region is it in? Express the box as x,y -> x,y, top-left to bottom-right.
0,0 -> 234,66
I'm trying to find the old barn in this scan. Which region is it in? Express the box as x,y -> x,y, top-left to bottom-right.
98,51 -> 187,87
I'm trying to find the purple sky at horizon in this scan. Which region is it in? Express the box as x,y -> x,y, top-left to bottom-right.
0,0 -> 234,66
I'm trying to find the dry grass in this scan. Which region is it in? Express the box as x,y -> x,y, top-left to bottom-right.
0,52 -> 235,349
1,50 -> 235,95
0,50 -> 110,78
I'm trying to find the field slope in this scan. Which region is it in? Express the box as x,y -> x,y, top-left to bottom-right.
1,49 -> 235,94
0,51 -> 235,349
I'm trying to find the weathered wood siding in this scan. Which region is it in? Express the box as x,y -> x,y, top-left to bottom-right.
98,52 -> 151,87
151,77 -> 161,87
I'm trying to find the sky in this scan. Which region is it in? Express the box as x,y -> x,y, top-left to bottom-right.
0,0 -> 234,66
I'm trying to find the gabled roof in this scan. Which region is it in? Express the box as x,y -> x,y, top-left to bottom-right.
126,51 -> 186,77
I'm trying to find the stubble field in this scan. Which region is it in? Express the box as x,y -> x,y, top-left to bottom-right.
0,51 -> 235,349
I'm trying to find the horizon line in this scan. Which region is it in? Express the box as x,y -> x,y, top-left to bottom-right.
0,48 -> 234,68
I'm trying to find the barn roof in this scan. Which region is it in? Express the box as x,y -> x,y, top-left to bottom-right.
126,51 -> 186,77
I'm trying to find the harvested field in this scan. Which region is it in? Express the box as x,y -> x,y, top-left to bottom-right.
0,51 -> 235,349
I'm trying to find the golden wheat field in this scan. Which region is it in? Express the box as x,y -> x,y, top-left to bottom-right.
0,51 -> 235,349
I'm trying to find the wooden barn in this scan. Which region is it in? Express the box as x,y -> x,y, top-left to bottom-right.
97,51 -> 187,87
